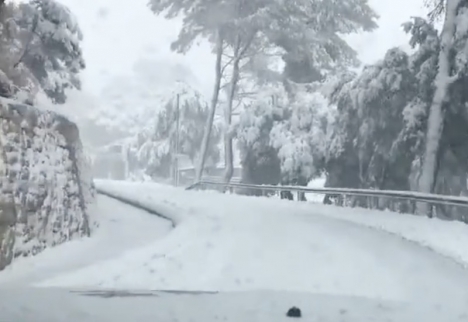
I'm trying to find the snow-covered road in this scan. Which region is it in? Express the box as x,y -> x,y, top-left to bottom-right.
24,181 -> 468,316
2,180 -> 468,319
38,202 -> 468,308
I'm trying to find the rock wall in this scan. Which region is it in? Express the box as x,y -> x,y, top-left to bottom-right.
0,98 -> 95,270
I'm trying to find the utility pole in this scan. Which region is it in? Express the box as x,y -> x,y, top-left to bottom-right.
174,94 -> 180,186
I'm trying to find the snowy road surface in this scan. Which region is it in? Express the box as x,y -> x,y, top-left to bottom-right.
2,180 -> 468,320
24,180 -> 468,317
0,194 -> 172,286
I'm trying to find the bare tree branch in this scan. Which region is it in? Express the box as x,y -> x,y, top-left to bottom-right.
220,55 -> 235,75
424,0 -> 445,22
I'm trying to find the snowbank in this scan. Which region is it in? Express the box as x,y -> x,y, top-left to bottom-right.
0,97 -> 95,270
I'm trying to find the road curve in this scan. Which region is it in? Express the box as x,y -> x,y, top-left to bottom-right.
34,193 -> 468,319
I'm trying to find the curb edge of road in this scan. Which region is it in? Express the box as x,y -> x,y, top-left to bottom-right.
96,188 -> 176,228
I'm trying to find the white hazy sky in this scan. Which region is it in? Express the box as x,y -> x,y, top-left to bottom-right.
58,0 -> 429,100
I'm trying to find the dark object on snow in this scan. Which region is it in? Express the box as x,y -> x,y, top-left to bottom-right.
323,194 -> 340,205
281,190 -> 294,200
323,194 -> 333,204
297,191 -> 307,202
286,307 -> 301,318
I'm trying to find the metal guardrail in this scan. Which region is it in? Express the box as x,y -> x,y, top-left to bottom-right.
201,176 -> 241,184
187,180 -> 468,208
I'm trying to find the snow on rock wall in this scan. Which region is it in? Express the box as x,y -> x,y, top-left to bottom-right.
0,98 -> 95,271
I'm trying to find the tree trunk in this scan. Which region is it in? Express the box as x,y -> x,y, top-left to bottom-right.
223,50 -> 241,184
417,0 -> 461,215
195,30 -> 223,182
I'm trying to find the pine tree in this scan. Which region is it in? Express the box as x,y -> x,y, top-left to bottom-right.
0,0 -> 86,104
149,0 -> 378,182
15,0 -> 85,104
327,49 -> 417,194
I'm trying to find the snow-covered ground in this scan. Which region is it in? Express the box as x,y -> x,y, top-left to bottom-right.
21,179 -> 467,317
0,195 -> 172,286
93,180 -> 468,268
2,179 -> 468,320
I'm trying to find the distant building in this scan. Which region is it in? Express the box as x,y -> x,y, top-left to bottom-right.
177,163 -> 242,185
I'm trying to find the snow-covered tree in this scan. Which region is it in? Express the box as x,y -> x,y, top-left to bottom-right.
0,0 -> 84,104
0,1 -> 37,100
326,48 -> 421,208
153,88 -> 221,165
322,13 -> 468,220
149,0 -> 379,182
236,81 -> 334,196
415,0 -> 468,215
270,88 -> 331,187
236,85 -> 284,189
15,0 -> 85,103
122,82 -> 222,180
398,9 -> 468,220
